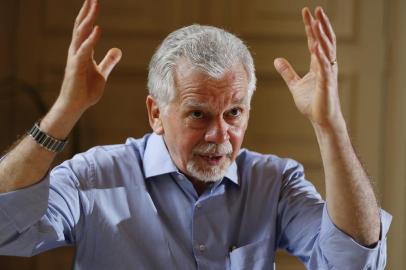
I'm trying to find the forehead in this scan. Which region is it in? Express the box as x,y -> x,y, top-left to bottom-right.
173,60 -> 250,106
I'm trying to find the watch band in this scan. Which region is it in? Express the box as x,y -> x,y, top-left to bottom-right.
27,122 -> 68,153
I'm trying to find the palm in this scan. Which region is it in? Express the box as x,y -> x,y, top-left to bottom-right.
274,7 -> 341,128
79,59 -> 107,106
59,0 -> 121,112
290,55 -> 337,124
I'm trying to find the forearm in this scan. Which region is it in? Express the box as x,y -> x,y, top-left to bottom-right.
0,99 -> 82,193
313,120 -> 380,246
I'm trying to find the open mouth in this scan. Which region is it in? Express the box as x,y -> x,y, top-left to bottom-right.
199,155 -> 224,165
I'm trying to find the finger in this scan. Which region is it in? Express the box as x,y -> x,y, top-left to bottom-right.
314,43 -> 330,81
77,25 -> 101,59
74,0 -> 92,30
302,7 -> 317,53
315,7 -> 336,45
98,48 -> 122,79
71,0 -> 99,53
274,58 -> 300,88
313,20 -> 335,63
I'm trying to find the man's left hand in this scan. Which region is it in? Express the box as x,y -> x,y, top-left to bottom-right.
274,7 -> 344,132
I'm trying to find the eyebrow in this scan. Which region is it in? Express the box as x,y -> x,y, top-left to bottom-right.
232,97 -> 249,106
182,97 -> 249,109
182,99 -> 208,109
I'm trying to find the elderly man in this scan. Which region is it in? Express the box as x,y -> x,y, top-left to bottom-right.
0,0 -> 391,269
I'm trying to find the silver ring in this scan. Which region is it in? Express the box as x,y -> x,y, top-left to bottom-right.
330,59 -> 337,66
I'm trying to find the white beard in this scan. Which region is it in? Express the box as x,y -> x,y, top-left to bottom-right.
186,141 -> 233,183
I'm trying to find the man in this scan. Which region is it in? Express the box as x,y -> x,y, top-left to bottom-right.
0,0 -> 391,269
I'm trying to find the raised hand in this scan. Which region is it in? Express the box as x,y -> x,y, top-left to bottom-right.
58,0 -> 122,114
274,7 -> 344,131
0,0 -> 123,194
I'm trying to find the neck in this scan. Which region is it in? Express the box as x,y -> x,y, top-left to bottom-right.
189,177 -> 212,196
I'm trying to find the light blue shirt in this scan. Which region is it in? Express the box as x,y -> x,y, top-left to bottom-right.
0,133 -> 391,269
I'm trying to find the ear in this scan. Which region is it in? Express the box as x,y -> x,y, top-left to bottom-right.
146,95 -> 164,135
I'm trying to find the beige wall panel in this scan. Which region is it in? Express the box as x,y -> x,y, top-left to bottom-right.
228,0 -> 355,38
192,0 -> 229,26
248,80 -> 315,138
79,77 -> 150,148
0,5 -> 12,152
43,0 -> 200,35
45,0 -> 178,33
0,1 -> 13,79
382,0 -> 406,268
15,0 -> 42,85
0,98 -> 12,151
34,247 -> 74,269
42,36 -> 160,74
349,0 -> 384,183
276,251 -> 306,269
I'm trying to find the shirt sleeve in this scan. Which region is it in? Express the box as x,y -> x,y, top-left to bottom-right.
276,158 -> 392,270
314,205 -> 392,269
0,154 -> 92,257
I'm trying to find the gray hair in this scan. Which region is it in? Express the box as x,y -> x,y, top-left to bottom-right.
147,24 -> 256,110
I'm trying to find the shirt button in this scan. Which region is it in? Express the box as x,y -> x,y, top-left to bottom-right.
196,203 -> 202,209
198,244 -> 206,252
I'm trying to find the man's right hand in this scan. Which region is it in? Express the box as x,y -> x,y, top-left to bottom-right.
58,0 -> 122,115
0,0 -> 121,193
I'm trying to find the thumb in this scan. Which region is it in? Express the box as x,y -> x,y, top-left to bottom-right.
99,48 -> 122,80
274,58 -> 300,88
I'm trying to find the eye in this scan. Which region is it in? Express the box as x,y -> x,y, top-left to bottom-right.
227,107 -> 242,118
191,111 -> 204,119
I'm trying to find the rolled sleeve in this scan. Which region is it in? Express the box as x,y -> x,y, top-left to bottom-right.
318,204 -> 392,269
0,176 -> 50,233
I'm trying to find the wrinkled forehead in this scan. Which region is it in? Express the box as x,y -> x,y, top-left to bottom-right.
173,59 -> 251,107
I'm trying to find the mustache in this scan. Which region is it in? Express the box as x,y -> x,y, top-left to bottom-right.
193,141 -> 233,155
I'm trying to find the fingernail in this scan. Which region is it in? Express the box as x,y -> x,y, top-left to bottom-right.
274,59 -> 282,69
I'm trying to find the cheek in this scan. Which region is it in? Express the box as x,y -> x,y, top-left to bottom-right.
229,116 -> 248,143
230,125 -> 245,139
229,125 -> 246,149
178,129 -> 205,156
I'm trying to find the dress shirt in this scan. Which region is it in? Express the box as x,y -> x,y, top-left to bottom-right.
0,133 -> 391,269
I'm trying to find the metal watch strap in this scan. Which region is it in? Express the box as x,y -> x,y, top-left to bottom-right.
27,122 -> 68,153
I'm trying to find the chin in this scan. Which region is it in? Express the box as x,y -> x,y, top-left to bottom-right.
186,159 -> 231,183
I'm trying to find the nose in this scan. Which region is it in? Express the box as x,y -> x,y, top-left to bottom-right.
204,117 -> 230,144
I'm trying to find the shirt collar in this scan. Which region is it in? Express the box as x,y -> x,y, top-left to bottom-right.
142,133 -> 239,185
143,133 -> 178,178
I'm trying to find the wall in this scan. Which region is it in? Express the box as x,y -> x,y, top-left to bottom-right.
382,0 -> 406,268
0,0 -> 14,152
0,0 -> 402,269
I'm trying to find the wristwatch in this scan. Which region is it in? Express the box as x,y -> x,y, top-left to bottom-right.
27,122 -> 68,153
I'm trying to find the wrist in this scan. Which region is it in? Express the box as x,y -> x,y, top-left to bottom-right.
311,113 -> 347,136
311,116 -> 352,153
39,99 -> 84,140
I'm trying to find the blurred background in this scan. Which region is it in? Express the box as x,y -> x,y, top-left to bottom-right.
0,0 -> 405,269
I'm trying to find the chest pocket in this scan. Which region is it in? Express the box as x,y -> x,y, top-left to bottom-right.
228,237 -> 274,270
